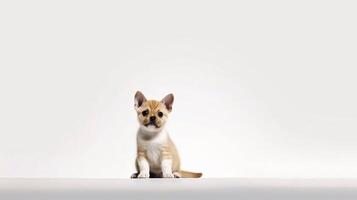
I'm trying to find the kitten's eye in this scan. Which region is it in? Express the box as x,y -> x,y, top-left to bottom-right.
142,110 -> 149,116
158,111 -> 163,118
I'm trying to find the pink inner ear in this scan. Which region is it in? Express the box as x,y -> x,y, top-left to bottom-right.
161,94 -> 174,111
135,91 -> 147,107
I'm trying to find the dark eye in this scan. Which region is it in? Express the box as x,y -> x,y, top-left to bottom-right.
158,111 -> 163,118
142,110 -> 149,116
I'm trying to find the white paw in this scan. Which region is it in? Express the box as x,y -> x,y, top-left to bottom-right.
130,173 -> 138,178
137,172 -> 150,178
162,172 -> 175,178
173,172 -> 181,178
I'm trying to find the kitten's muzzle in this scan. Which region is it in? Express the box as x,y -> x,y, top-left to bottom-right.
149,116 -> 156,122
145,116 -> 159,128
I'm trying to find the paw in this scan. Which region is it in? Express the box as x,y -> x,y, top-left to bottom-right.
137,172 -> 150,178
173,172 -> 181,178
162,172 -> 175,178
130,173 -> 139,178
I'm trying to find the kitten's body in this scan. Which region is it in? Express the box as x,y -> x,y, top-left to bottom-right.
136,128 -> 180,178
131,92 -> 202,178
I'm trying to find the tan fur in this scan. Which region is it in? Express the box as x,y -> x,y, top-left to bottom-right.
135,100 -> 169,131
132,91 -> 202,178
180,170 -> 203,178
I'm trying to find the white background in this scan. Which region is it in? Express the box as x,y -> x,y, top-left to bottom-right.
0,0 -> 356,178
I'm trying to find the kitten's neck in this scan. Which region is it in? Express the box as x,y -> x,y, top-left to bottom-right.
138,126 -> 167,141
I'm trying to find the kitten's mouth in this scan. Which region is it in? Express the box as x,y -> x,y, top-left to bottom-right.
145,122 -> 160,128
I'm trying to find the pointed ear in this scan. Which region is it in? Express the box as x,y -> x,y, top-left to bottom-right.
134,91 -> 147,109
161,93 -> 174,112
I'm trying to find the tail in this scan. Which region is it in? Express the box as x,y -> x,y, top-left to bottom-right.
180,170 -> 202,178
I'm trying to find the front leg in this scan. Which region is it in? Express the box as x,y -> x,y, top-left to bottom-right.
161,159 -> 174,178
137,156 -> 150,178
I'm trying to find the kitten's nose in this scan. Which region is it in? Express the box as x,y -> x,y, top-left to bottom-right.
150,116 -> 156,122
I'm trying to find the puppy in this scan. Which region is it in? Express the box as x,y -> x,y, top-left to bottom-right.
131,91 -> 202,178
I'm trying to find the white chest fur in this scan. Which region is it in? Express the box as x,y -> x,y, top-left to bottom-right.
137,129 -> 168,170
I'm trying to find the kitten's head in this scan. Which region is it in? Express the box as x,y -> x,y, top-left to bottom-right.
134,91 -> 174,134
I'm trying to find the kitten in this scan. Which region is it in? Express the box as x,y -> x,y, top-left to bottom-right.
131,91 -> 202,178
